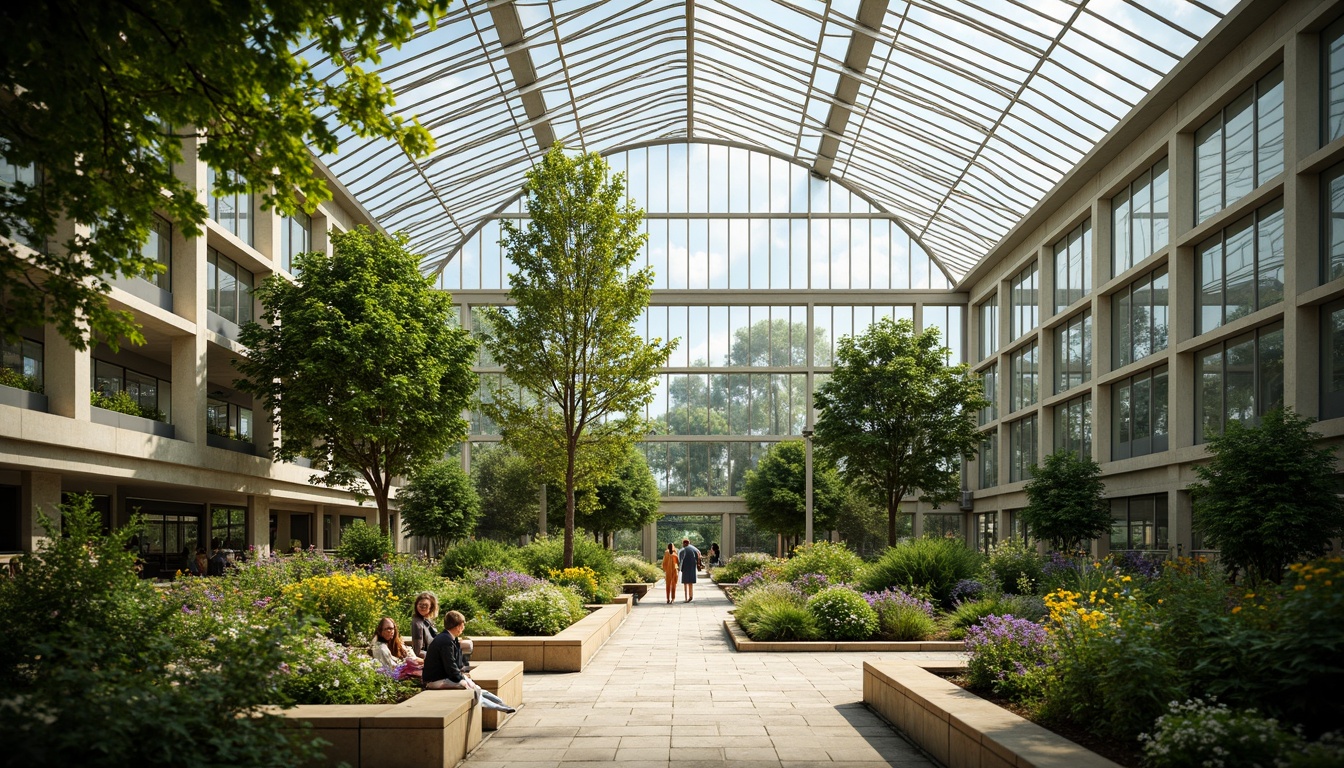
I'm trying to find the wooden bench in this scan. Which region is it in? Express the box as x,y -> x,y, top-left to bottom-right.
621,582 -> 650,603
468,660 -> 524,730
277,689 -> 481,768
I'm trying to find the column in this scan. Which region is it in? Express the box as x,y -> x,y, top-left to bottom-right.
723,514 -> 736,560
247,495 -> 270,557
43,325 -> 89,421
20,470 -> 62,552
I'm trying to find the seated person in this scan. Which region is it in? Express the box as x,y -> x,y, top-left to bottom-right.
410,593 -> 474,660
422,610 -> 513,713
371,617 -> 423,680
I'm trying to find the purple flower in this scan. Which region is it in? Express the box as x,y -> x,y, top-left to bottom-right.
1117,550 -> 1163,580
951,579 -> 985,604
965,614 -> 1050,654
791,572 -> 832,596
737,569 -> 766,589
863,588 -> 935,618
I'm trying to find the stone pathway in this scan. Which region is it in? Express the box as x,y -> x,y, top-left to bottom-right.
462,571 -> 960,767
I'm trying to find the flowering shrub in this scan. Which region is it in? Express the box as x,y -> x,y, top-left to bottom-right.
614,555 -> 661,583
864,589 -> 936,641
737,568 -> 768,590
860,536 -> 984,608
713,552 -> 777,583
790,572 -> 834,597
781,541 -> 865,583
494,584 -> 585,636
807,586 -> 878,641
733,582 -> 806,629
1139,699 -> 1301,768
984,539 -> 1044,595
281,572 -> 396,645
964,614 -> 1054,700
950,578 -> 985,604
1117,549 -> 1164,580
439,539 -> 521,579
469,569 -> 542,611
740,600 -> 820,641
376,555 -> 446,619
548,565 -> 614,603
275,633 -> 416,705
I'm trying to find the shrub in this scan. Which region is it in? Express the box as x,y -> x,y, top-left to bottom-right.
947,598 -> 1001,638
517,536 -> 618,582
494,584 -> 586,636
376,555 -> 445,619
547,566 -> 614,603
0,494 -> 324,767
950,578 -> 985,604
964,614 -> 1054,701
807,587 -> 878,641
437,581 -> 486,620
1139,699 -> 1302,768
461,611 -> 509,637
275,633 -> 417,705
336,520 -> 393,566
469,569 -> 544,611
740,600 -> 821,641
714,552 -> 777,583
91,387 -> 166,421
790,572 -> 836,597
865,589 -> 936,641
861,536 -> 984,608
0,366 -> 42,393
439,539 -> 520,579
781,541 -> 864,583
984,539 -> 1044,595
614,555 -> 661,583
281,572 -> 395,645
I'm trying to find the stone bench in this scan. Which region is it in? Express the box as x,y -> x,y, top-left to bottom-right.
621,582 -> 649,603
277,689 -> 481,768
469,601 -> 629,672
468,660 -> 524,730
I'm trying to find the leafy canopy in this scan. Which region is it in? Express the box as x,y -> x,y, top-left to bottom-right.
472,446 -> 543,542
576,445 -> 662,539
237,226 -> 476,532
1022,449 -> 1110,551
399,460 -> 481,551
481,143 -> 674,567
742,440 -> 844,538
1190,408 -> 1344,584
813,317 -> 988,546
0,0 -> 445,350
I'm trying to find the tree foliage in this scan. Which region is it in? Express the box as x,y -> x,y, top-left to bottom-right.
742,440 -> 844,538
576,445 -> 661,544
481,144 -> 674,567
399,461 -> 481,551
0,0 -> 444,349
472,446 -> 543,542
1022,449 -> 1111,551
237,227 -> 476,534
813,317 -> 988,546
1189,408 -> 1344,584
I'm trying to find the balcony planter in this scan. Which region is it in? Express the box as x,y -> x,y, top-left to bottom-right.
0,384 -> 48,412
207,433 -> 257,455
91,406 -> 176,439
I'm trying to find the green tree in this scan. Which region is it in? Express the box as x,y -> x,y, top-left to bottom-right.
481,144 -> 674,568
1190,408 -> 1344,584
335,519 -> 393,566
237,227 -> 476,535
813,317 -> 988,546
741,440 -> 844,542
1022,449 -> 1110,551
399,461 -> 481,552
472,446 -> 543,542
577,446 -> 661,547
0,0 -> 443,350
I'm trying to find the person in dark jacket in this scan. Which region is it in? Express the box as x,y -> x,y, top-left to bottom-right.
206,539 -> 228,577
422,611 -> 514,713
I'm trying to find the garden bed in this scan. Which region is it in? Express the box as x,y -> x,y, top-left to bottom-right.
467,600 -> 630,672
275,689 -> 482,768
723,616 -> 961,652
863,660 -> 1124,768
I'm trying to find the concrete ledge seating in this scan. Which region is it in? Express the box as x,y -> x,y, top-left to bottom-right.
468,598 -> 632,672
725,618 -> 964,652
278,689 -> 482,768
863,661 -> 1123,768
468,660 -> 523,730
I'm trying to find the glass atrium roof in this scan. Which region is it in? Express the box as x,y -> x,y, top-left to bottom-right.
311,0 -> 1236,282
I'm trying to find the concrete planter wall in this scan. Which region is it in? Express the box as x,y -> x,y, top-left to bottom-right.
91,405 -> 175,439
207,432 -> 257,454
276,689 -> 481,768
863,661 -> 1123,768
0,384 -> 47,412
469,598 -> 632,672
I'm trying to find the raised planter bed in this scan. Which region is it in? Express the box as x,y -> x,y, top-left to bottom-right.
621,582 -> 650,603
468,599 -> 631,672
863,660 -> 1123,768
723,617 -> 963,652
276,689 -> 482,768
468,660 -> 523,731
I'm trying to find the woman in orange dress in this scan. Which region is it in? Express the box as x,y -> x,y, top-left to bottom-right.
661,542 -> 679,604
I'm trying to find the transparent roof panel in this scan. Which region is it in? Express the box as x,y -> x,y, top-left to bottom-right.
316,0 -> 1236,281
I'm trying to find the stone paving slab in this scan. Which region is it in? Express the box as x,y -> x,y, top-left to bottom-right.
463,572 -> 961,767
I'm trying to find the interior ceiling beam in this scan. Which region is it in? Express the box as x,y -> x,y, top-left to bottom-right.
487,0 -> 556,149
812,0 -> 889,180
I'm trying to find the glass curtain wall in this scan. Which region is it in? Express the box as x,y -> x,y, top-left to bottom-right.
442,143 -> 960,501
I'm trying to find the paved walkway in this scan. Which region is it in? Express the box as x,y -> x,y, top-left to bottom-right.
463,572 -> 960,768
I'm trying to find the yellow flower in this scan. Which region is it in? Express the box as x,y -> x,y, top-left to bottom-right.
1295,584 -> 1307,591
1121,576 -> 1132,583
1231,606 -> 1242,614
1244,593 -> 1255,599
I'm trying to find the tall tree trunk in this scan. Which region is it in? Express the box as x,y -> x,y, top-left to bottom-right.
887,494 -> 899,548
564,442 -> 577,568
376,486 -> 392,538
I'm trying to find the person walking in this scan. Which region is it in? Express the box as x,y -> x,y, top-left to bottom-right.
660,542 -> 679,604
677,538 -> 701,603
